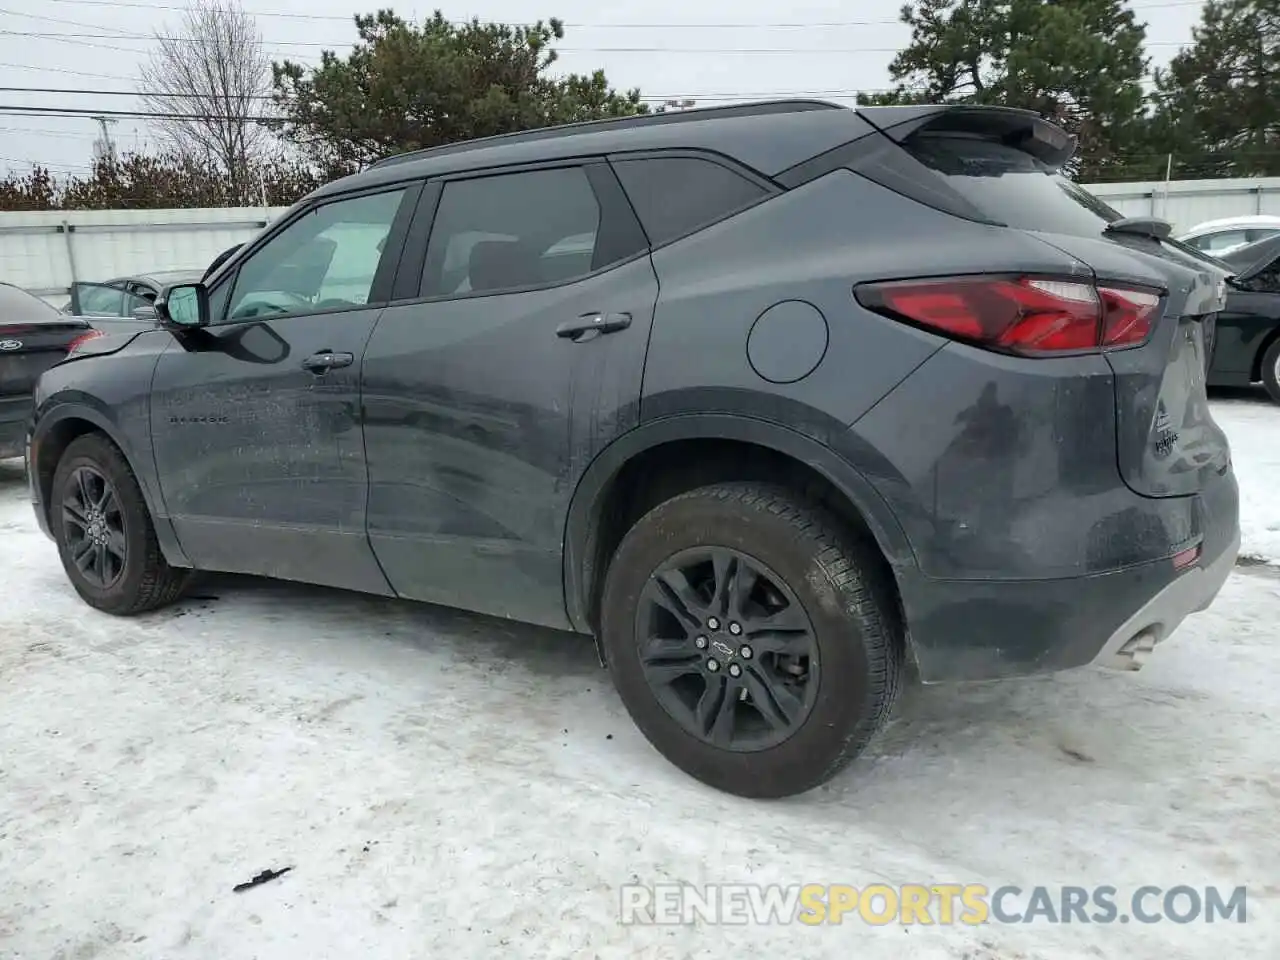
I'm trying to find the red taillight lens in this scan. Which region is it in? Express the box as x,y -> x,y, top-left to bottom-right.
66,329 -> 104,354
1099,285 -> 1161,347
856,276 -> 1163,356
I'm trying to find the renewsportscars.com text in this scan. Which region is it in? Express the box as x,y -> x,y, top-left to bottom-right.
619,883 -> 1248,926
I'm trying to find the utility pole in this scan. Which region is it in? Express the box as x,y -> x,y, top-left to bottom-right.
91,116 -> 118,164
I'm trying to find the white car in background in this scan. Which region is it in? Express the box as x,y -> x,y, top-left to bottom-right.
1177,215 -> 1280,256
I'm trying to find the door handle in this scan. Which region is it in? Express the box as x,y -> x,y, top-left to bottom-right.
301,350 -> 354,374
556,312 -> 632,341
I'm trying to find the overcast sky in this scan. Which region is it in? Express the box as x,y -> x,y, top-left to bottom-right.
0,0 -> 1207,177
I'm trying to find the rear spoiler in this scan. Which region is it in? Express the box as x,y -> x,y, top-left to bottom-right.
856,104 -> 1078,170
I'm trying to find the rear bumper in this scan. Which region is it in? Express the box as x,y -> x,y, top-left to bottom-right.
0,394 -> 32,459
1090,525 -> 1239,670
897,467 -> 1240,682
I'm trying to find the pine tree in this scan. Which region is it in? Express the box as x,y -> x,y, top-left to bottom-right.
859,0 -> 1151,181
1151,0 -> 1280,178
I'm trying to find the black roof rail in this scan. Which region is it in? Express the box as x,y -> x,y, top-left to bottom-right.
369,99 -> 844,170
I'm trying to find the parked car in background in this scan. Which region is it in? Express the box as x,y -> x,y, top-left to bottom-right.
1207,233 -> 1280,403
26,100 -> 1240,798
61,270 -> 205,318
1,282 -> 98,458
1177,215 -> 1280,257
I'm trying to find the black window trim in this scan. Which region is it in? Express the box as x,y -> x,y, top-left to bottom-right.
207,178 -> 424,326
387,156 -> 651,306
604,147 -> 782,252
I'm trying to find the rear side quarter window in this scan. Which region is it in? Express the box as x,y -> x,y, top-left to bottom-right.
610,156 -> 770,247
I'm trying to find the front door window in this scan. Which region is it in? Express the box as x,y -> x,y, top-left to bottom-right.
222,188 -> 408,321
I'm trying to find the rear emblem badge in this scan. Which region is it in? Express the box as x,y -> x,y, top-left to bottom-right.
0,339 -> 21,351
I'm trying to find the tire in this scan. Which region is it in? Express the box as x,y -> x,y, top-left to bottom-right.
599,482 -> 903,798
1261,337 -> 1280,405
51,432 -> 190,615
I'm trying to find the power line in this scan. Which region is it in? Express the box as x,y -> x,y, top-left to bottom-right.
0,104 -> 277,121
0,155 -> 92,171
0,60 -> 133,81
1,8 -> 144,35
0,124 -> 103,139
33,0 -> 1213,26
0,85 -> 890,101
0,29 -> 1197,51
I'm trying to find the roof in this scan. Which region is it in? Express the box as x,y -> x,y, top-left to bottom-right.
139,269 -> 204,284
313,100 -> 877,197
1179,215 -> 1280,237
0,281 -> 62,322
108,270 -> 204,287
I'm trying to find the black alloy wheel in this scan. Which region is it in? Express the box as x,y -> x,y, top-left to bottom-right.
637,546 -> 819,752
61,465 -> 128,589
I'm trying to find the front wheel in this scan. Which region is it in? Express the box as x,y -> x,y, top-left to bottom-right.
1261,338 -> 1280,405
599,482 -> 903,798
51,433 -> 190,615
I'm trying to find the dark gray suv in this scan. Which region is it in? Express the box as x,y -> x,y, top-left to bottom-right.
26,101 -> 1240,798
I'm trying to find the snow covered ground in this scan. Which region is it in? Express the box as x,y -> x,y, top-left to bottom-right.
1213,391 -> 1280,565
1,393 -> 1278,960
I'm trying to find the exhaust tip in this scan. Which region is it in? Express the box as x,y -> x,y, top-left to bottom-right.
1115,629 -> 1159,671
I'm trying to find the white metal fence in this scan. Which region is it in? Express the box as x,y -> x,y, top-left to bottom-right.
0,206 -> 287,307
3,177 -> 1280,305
1087,177 -> 1280,228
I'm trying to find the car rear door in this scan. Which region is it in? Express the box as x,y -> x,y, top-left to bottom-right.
147,182 -> 421,593
361,159 -> 657,629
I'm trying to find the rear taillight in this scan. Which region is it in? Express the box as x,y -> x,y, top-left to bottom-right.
66,329 -> 105,354
856,276 -> 1163,357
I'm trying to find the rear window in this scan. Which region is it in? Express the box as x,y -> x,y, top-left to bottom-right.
906,134 -> 1123,238
0,283 -> 58,322
611,156 -> 769,246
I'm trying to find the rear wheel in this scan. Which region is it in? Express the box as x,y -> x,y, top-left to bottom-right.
1262,338 -> 1280,405
599,482 -> 903,798
51,433 -> 190,614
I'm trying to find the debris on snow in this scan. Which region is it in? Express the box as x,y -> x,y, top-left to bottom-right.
233,867 -> 293,894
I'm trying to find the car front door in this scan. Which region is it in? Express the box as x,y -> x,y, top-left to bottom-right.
69,281 -> 150,317
147,182 -> 421,593
361,161 -> 657,628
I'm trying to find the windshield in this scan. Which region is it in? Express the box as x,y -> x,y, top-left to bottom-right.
907,132 -> 1239,276
906,133 -> 1125,236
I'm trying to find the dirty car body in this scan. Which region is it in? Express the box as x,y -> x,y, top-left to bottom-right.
26,100 -> 1241,797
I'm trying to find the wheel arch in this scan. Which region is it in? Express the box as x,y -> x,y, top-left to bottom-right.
562,414 -> 918,641
32,402 -> 191,568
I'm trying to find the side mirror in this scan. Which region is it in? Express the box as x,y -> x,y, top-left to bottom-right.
131,304 -> 158,320
154,282 -> 210,329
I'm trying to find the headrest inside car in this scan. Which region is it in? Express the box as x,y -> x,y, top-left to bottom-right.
468,240 -> 542,292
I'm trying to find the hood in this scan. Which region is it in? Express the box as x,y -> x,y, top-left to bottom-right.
1227,234 -> 1280,282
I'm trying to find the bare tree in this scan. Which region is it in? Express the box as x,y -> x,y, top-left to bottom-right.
138,0 -> 271,193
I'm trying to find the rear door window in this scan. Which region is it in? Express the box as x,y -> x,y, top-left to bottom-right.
1191,230 -> 1250,254
610,156 -> 769,246
70,282 -> 150,317
420,166 -> 608,298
